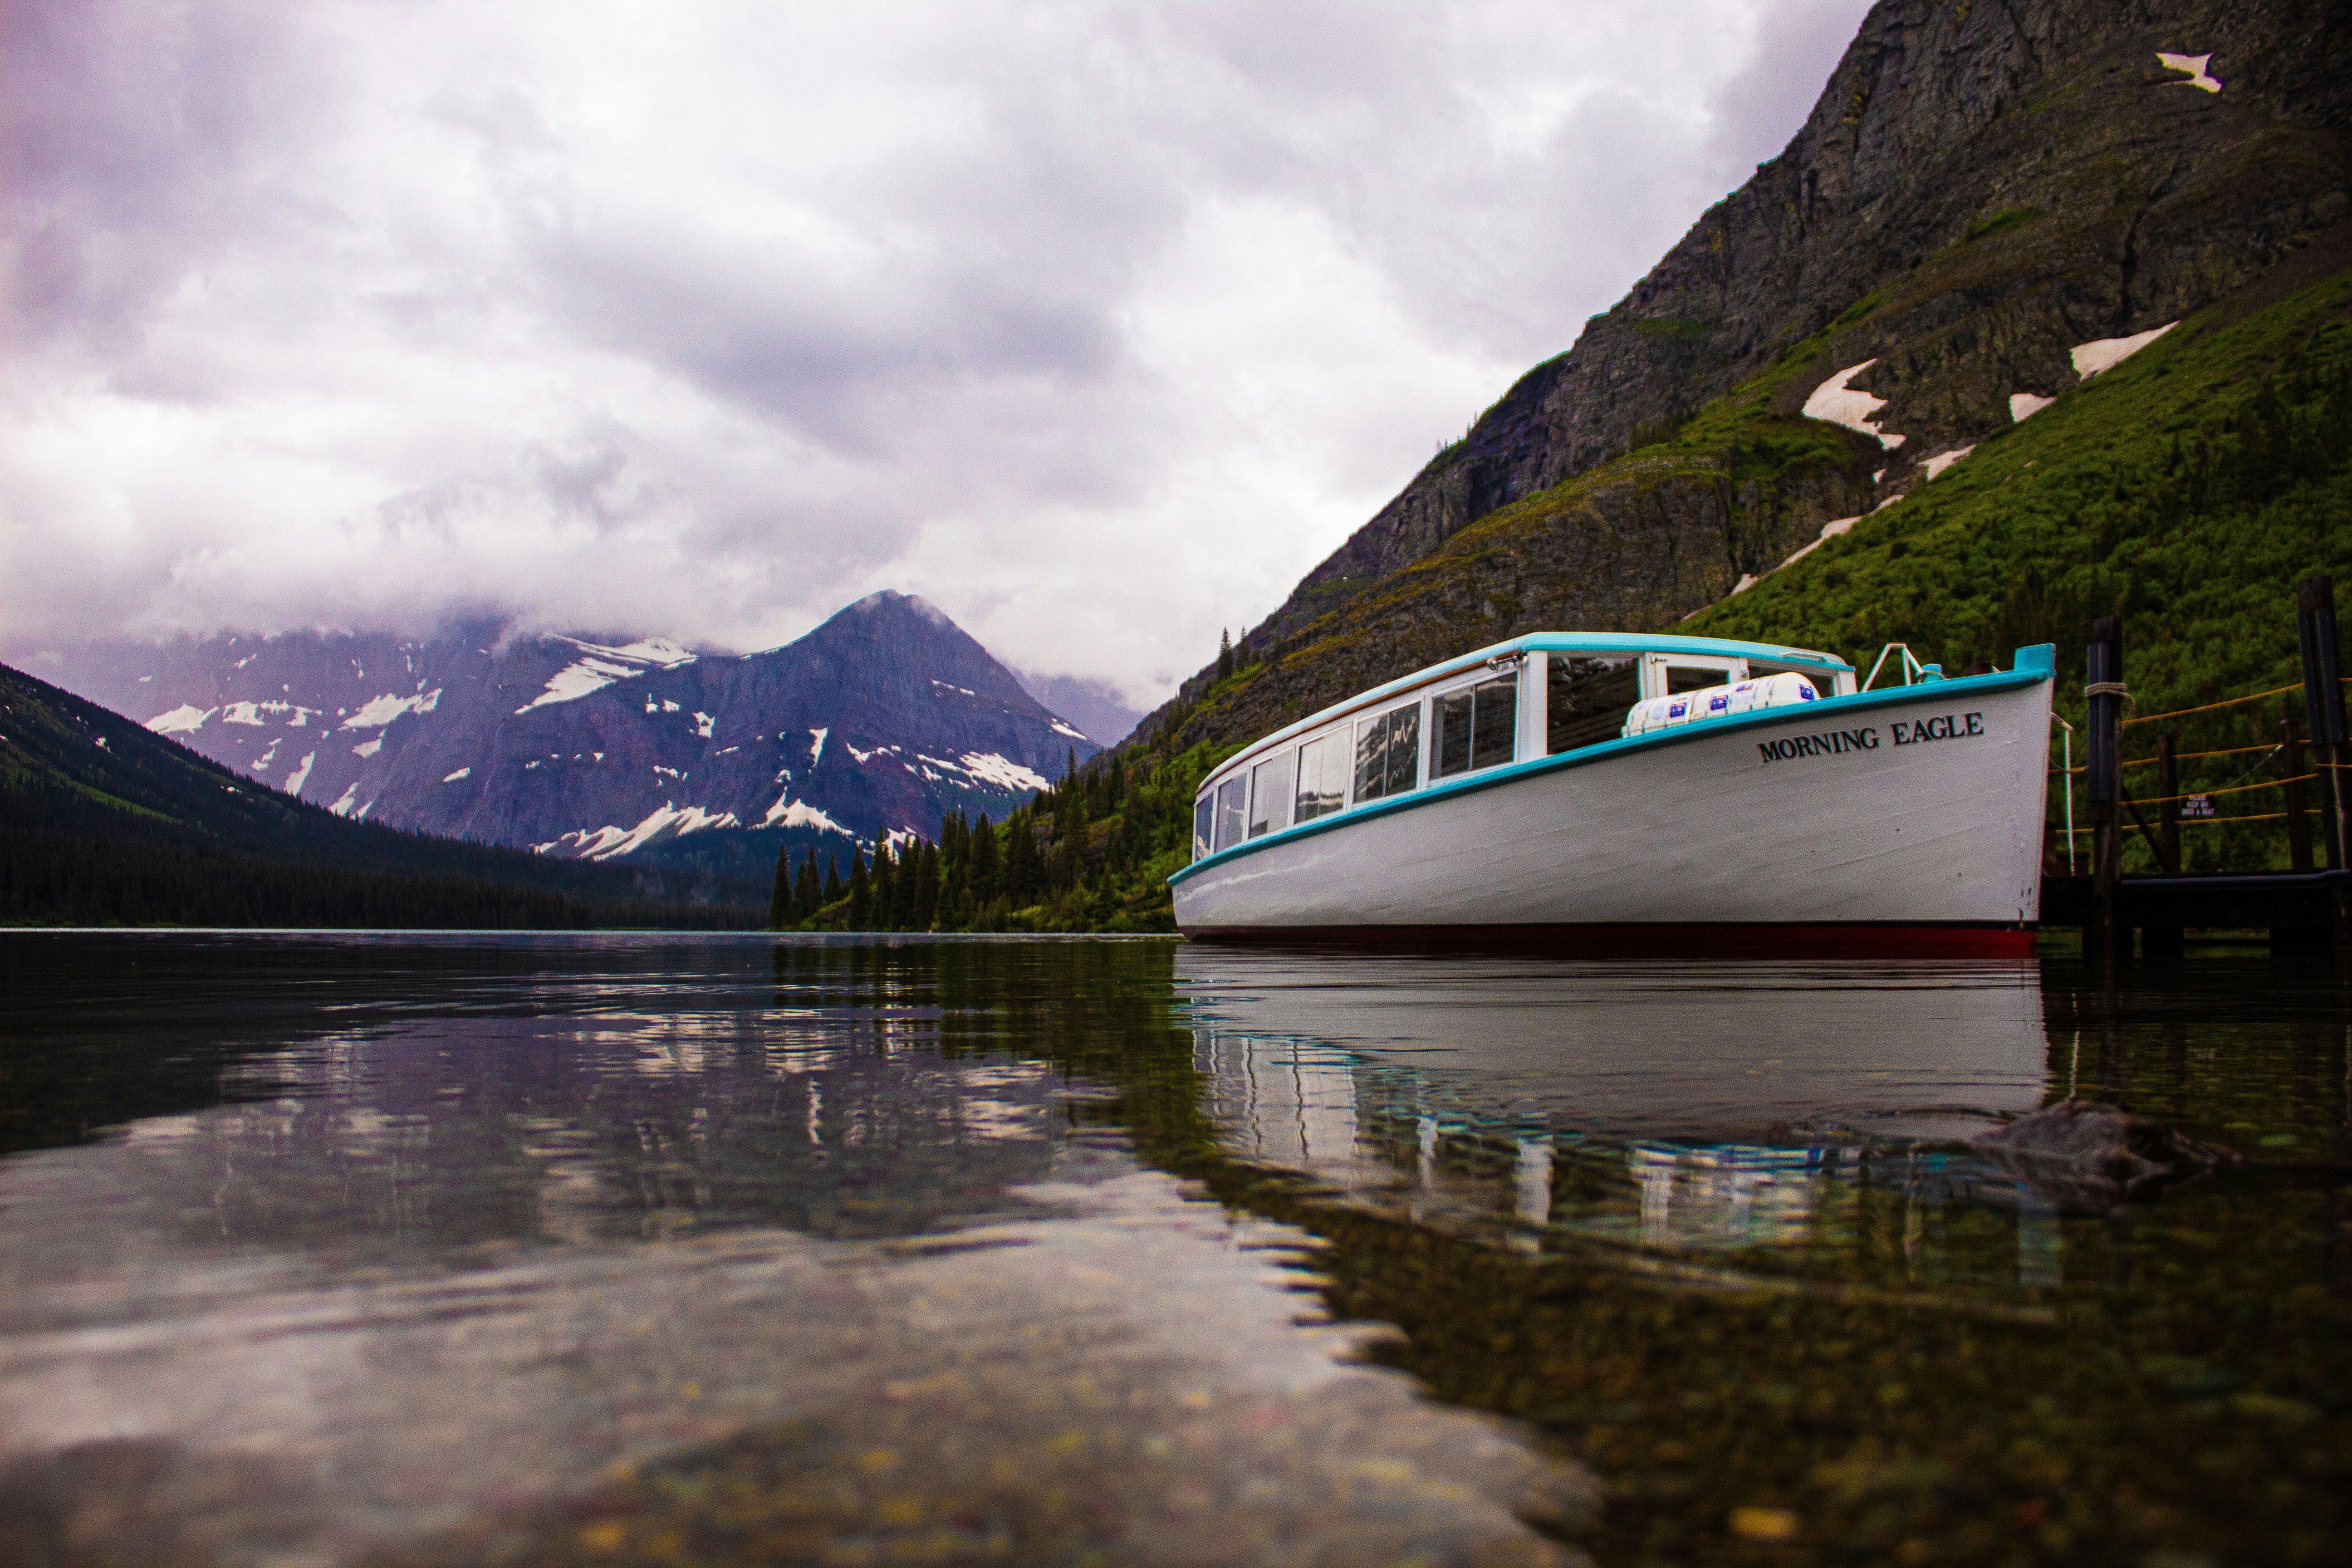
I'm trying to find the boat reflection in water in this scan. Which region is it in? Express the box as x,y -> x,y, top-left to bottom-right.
1179,947 -> 2062,1276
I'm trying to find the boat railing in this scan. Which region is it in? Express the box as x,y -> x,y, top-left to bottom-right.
1862,642 -> 1945,690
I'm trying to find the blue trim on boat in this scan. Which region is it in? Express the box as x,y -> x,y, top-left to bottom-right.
1166,644 -> 2056,890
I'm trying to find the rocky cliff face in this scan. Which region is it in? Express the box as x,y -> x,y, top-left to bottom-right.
1147,0 -> 2351,753
46,593 -> 1095,863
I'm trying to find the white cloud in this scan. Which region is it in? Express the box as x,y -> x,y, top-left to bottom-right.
2,0 -> 1872,707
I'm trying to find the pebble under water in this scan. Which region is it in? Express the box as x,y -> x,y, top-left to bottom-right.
0,931 -> 2344,1567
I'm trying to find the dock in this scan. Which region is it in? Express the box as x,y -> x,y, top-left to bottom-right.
2043,575 -> 2352,961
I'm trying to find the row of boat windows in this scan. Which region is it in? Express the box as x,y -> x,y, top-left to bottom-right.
1192,652 -> 1802,860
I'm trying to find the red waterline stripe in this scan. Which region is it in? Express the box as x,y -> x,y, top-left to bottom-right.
1183,922 -> 2038,960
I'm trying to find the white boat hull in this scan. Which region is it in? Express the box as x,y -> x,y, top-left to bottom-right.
1171,670 -> 2054,955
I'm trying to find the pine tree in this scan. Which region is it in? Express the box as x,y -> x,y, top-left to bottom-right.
824,854 -> 843,906
769,839 -> 792,930
938,813 -> 966,925
1216,627 -> 1233,682
794,849 -> 819,921
892,838 -> 921,929
1004,810 -> 1043,903
914,841 -> 940,930
970,813 -> 1000,905
849,848 -> 871,928
873,843 -> 897,930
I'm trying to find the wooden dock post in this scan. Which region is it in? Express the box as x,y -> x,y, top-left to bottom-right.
2086,615 -> 2126,969
2283,708 -> 2313,872
2144,732 -> 2185,965
2296,576 -> 2351,946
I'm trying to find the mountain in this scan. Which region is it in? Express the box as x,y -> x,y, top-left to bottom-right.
0,661 -> 761,928
1013,671 -> 1145,751
36,593 -> 1098,876
1135,0 -> 2352,755
965,0 -> 2352,931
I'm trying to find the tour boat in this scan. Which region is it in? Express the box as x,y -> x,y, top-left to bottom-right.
1170,633 -> 2058,955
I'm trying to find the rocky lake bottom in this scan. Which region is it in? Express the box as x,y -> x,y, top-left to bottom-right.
0,931 -> 2344,1567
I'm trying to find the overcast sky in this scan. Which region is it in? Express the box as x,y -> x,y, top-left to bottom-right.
3,0 -> 1872,706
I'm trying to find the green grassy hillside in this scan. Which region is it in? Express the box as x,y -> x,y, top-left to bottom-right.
1691,255 -> 2352,872
1,662 -> 764,928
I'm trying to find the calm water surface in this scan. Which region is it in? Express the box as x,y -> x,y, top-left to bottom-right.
0,933 -> 2345,1568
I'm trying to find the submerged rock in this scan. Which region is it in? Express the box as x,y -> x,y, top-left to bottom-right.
1975,1100 -> 2242,1212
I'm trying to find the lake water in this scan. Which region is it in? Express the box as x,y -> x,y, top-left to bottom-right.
0,932 -> 2345,1568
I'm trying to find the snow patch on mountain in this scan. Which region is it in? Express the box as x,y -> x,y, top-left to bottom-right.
443,767 -> 471,783
147,704 -> 215,735
516,658 -> 640,713
539,802 -> 741,861
759,795 -> 852,835
808,727 -> 828,764
341,690 -> 441,729
1049,719 -> 1088,741
1922,446 -> 1976,480
2072,323 -> 2178,379
536,825 -> 630,858
1775,516 -> 1858,573
590,637 -> 696,666
2156,52 -> 2221,92
2009,392 -> 2055,422
956,752 -> 1054,792
1803,360 -> 1907,449
328,783 -> 360,817
285,750 -> 317,796
218,699 -> 320,728
515,638 -> 697,714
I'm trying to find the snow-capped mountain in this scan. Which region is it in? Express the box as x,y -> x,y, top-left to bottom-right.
40,593 -> 1098,866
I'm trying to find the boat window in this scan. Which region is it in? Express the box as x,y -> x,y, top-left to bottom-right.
1294,731 -> 1348,822
1435,676 -> 1518,779
1352,701 -> 1422,802
1248,750 -> 1295,838
1211,774 -> 1247,853
1643,653 -> 1749,699
1192,794 -> 1213,861
1385,703 -> 1421,794
1548,655 -> 1638,754
1473,676 -> 1517,770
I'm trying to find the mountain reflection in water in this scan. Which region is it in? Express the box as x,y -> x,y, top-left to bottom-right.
0,932 -> 2345,1568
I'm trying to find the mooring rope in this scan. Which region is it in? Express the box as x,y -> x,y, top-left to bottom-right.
2059,811 -> 2288,832
2127,774 -> 2313,806
2122,680 -> 2303,725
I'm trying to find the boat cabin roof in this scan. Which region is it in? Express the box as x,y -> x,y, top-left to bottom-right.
1199,631 -> 1852,793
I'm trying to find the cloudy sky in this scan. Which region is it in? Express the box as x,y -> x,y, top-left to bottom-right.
3,0 -> 1872,708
